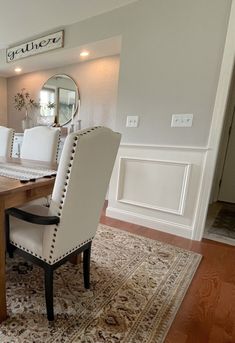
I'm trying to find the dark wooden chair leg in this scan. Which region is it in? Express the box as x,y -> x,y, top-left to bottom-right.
5,241 -> 92,320
83,242 -> 91,289
8,244 -> 14,258
44,266 -> 54,321
5,213 -> 14,258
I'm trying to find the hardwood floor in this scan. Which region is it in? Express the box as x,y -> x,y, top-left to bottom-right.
100,203 -> 235,343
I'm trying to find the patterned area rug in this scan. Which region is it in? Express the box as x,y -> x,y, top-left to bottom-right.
209,203 -> 235,239
0,224 -> 201,343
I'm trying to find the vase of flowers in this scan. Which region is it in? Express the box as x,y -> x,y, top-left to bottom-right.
14,88 -> 39,131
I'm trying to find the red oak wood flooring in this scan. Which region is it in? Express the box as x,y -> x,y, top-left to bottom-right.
100,204 -> 235,343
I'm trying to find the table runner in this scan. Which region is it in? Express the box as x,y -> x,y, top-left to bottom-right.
0,162 -> 57,182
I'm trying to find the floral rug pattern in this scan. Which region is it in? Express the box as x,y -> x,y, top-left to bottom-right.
0,225 -> 201,343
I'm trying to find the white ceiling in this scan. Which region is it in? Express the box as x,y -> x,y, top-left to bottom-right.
0,0 -> 137,46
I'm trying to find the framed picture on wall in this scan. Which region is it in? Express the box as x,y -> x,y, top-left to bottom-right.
58,87 -> 76,124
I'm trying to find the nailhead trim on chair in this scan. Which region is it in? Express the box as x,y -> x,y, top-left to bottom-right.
47,126 -> 101,264
55,131 -> 61,162
10,130 -> 15,157
10,237 -> 93,264
51,237 -> 93,264
10,127 -> 101,265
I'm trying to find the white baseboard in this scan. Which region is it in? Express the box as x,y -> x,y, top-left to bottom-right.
106,206 -> 193,239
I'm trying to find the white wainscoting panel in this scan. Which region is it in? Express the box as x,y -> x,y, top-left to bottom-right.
117,158 -> 191,215
107,144 -> 208,240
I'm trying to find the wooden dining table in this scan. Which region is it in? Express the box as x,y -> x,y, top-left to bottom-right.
0,157 -> 56,323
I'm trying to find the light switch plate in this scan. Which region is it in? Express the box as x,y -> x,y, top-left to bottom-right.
126,115 -> 139,128
171,114 -> 193,127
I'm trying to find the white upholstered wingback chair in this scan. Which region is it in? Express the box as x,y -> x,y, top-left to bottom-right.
6,127 -> 121,320
0,126 -> 14,158
21,126 -> 60,162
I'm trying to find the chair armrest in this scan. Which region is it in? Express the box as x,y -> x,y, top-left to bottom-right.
6,207 -> 60,225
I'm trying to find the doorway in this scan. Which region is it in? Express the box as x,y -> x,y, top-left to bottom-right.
204,65 -> 235,245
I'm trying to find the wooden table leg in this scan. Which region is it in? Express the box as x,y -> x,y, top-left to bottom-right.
69,254 -> 82,265
0,199 -> 7,322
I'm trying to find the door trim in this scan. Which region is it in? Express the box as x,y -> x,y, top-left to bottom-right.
192,0 -> 235,240
217,105 -> 235,201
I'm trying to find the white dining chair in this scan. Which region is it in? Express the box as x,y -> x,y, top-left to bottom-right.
21,126 -> 60,163
0,126 -> 14,158
6,127 -> 121,321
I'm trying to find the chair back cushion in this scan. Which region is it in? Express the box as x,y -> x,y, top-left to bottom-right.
21,126 -> 60,163
43,127 -> 121,263
0,126 -> 14,158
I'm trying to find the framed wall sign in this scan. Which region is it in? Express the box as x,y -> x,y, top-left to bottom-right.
6,30 -> 64,63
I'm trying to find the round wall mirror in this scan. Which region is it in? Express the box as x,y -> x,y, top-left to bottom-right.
39,74 -> 80,126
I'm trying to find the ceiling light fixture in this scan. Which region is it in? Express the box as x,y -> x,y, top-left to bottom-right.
80,51 -> 89,57
14,67 -> 22,73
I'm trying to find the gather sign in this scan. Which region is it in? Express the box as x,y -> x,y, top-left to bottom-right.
6,30 -> 64,63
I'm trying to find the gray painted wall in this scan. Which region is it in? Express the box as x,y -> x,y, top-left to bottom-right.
5,0 -> 232,146
63,0 -> 231,146
0,77 -> 7,126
